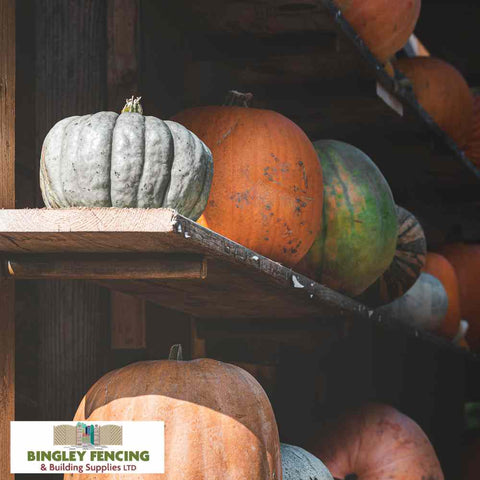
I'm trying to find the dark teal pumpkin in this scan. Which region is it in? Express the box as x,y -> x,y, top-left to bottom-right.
295,140 -> 397,296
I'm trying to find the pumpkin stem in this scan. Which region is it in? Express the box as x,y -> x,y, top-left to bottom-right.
121,96 -> 144,114
168,344 -> 183,361
224,90 -> 253,108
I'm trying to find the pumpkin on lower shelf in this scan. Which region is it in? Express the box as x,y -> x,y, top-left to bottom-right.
358,206 -> 427,307
393,57 -> 473,147
439,243 -> 480,351
376,273 -> 448,332
333,0 -> 421,64
65,345 -> 281,480
424,252 -> 461,340
281,443 -> 332,480
40,97 -> 213,219
295,140 -> 397,297
307,403 -> 444,480
172,91 -> 323,267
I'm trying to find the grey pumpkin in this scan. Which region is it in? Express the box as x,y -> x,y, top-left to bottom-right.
40,97 -> 213,220
281,443 -> 333,480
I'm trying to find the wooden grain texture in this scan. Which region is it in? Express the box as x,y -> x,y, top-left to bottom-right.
35,0 -> 109,424
6,253 -> 207,280
107,0 -> 139,111
111,291 -> 146,349
0,208 -> 368,321
0,0 -> 14,477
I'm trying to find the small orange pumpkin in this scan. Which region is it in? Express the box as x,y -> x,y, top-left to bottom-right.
439,243 -> 480,351
394,57 -> 473,147
424,252 -> 461,340
172,92 -> 323,267
334,0 -> 421,63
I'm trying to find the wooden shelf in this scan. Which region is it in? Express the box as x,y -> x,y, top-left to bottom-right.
0,208 -> 368,320
164,0 -> 480,244
0,208 -> 477,365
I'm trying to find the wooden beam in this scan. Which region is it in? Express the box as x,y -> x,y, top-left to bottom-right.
0,0 -> 15,477
111,291 -> 146,349
5,254 -> 207,280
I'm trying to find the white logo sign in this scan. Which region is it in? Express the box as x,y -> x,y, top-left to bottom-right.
11,421 -> 164,474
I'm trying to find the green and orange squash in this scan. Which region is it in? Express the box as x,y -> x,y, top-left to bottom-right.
172,91 -> 323,267
358,206 -> 426,307
295,140 -> 397,297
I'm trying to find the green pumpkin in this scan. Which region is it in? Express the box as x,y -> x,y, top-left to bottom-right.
295,140 -> 397,296
40,97 -> 213,220
281,443 -> 333,480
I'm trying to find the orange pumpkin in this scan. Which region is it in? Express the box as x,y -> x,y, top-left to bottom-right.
66,348 -> 282,480
439,243 -> 480,351
334,0 -> 421,63
394,57 -> 473,147
172,92 -> 323,266
424,252 -> 461,340
465,95 -> 480,166
307,403 -> 444,480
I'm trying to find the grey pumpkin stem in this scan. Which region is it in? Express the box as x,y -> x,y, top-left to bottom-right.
168,344 -> 183,361
122,95 -> 144,114
224,90 -> 253,108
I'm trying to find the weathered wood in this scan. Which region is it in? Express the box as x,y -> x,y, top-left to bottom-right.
35,0 -> 109,423
107,0 -> 139,112
0,0 -> 15,476
0,208 -> 369,320
5,254 -> 207,280
111,291 -> 146,349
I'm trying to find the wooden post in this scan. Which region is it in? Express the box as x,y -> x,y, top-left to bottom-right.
0,0 -> 15,476
107,0 -> 147,353
35,0 -> 110,422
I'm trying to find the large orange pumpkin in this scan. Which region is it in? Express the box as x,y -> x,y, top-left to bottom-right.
394,57 -> 473,147
439,243 -> 480,350
172,92 -> 323,267
66,348 -> 282,480
307,403 -> 444,480
334,0 -> 421,63
424,252 -> 461,340
465,95 -> 480,166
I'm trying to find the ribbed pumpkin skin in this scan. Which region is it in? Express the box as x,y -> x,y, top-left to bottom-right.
334,0 -> 421,63
66,359 -> 281,480
307,403 -> 444,480
358,206 -> 426,307
172,106 -> 323,266
280,444 -> 333,480
394,57 -> 473,147
40,112 -> 213,219
439,243 -> 480,351
376,273 -> 448,332
465,95 -> 480,166
424,252 -> 461,340
295,140 -> 397,296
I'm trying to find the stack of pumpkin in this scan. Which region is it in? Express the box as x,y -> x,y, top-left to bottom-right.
41,94 -> 469,345
64,345 -> 444,480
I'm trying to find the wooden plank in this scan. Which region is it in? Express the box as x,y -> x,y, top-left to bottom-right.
111,291 -> 146,349
35,0 -> 110,423
0,208 -> 369,320
0,0 -> 15,476
5,253 -> 207,280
